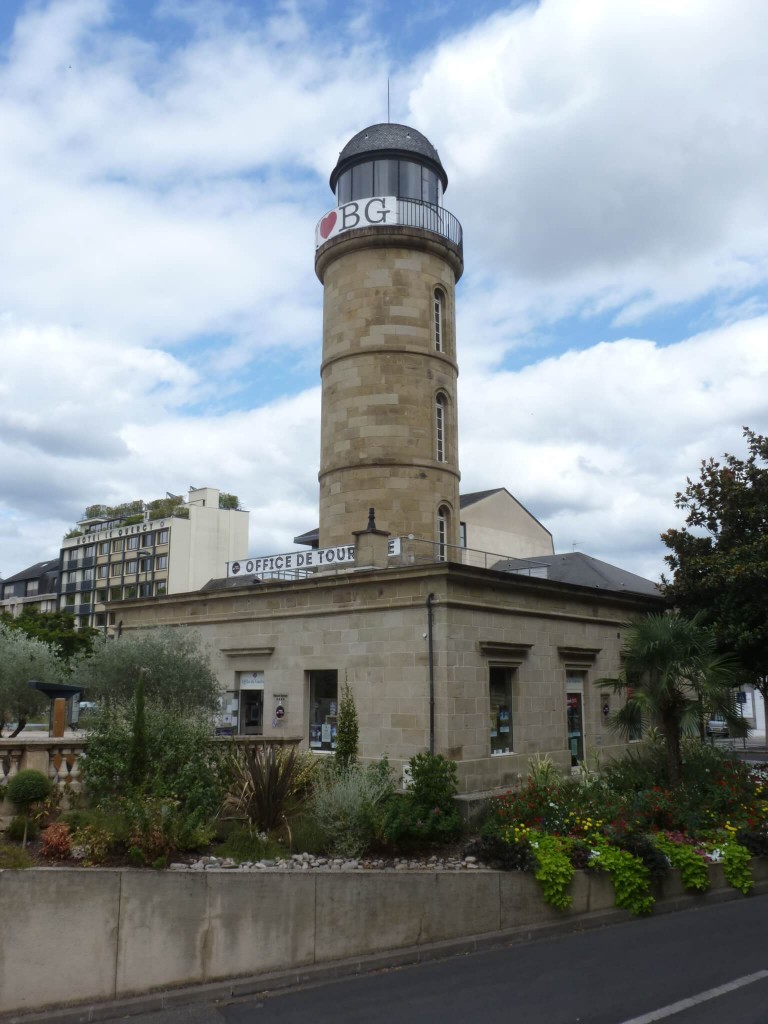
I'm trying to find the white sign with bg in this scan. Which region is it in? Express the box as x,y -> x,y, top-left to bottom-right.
315,196 -> 398,247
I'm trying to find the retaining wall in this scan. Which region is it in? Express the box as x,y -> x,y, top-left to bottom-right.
1,863 -> 767,1016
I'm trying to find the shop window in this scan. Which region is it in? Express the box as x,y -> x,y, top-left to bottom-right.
489,666 -> 514,755
309,670 -> 338,752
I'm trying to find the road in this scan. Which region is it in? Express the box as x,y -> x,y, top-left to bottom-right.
124,894 -> 768,1024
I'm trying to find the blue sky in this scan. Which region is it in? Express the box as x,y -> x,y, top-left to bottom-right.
1,0 -> 767,582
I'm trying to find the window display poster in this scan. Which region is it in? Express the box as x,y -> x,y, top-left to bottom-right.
321,723 -> 332,744
310,724 -> 322,748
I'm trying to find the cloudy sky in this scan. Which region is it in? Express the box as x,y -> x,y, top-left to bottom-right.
1,0 -> 767,584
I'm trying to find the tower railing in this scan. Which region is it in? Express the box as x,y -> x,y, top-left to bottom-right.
389,536 -> 549,575
396,199 -> 463,252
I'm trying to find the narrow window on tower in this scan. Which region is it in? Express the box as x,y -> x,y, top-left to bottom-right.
434,288 -> 444,351
435,392 -> 446,462
437,505 -> 450,560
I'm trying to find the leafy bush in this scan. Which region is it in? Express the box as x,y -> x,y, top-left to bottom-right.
531,833 -> 575,910
82,700 -> 225,821
383,753 -> 462,847
7,769 -> 53,809
0,843 -> 33,868
222,742 -> 316,834
653,834 -> 709,892
41,823 -> 72,860
5,816 -> 39,843
722,840 -> 753,894
214,822 -> 280,863
592,843 -> 654,915
71,823 -> 116,865
311,761 -> 395,858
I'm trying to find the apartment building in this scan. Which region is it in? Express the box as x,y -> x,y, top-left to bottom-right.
58,486 -> 248,630
0,559 -> 60,618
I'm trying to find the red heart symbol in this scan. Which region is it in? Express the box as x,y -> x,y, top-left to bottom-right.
320,211 -> 337,239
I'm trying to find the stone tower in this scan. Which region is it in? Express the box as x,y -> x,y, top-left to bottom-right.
315,123 -> 464,553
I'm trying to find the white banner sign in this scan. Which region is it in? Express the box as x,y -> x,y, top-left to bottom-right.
227,545 -> 356,577
315,196 -> 398,247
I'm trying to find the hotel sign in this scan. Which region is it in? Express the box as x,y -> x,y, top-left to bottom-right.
227,545 -> 356,577
315,196 -> 398,247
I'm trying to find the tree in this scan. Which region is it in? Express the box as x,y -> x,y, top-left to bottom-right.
75,627 -> 220,712
0,623 -> 64,736
598,612 -> 743,786
0,608 -> 99,662
334,682 -> 359,771
661,428 -> 768,735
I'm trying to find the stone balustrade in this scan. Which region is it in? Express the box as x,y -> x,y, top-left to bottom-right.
0,734 -> 87,812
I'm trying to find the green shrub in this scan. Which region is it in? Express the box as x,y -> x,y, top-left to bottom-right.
311,761 -> 394,858
289,813 -> 327,856
71,823 -> 117,865
5,816 -> 39,843
0,842 -> 33,868
383,752 -> 462,848
7,770 -> 53,809
334,683 -> 359,772
214,822 -> 279,863
82,700 -> 225,822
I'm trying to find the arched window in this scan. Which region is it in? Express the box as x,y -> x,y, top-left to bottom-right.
437,505 -> 450,560
435,393 -> 446,462
433,288 -> 444,352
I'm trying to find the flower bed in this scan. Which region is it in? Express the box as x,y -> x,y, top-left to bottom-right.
477,743 -> 768,915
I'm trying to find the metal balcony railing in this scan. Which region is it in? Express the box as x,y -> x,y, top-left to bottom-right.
396,199 -> 463,253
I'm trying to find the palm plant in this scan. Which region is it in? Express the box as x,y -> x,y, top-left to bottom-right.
599,612 -> 744,786
221,742 -> 317,835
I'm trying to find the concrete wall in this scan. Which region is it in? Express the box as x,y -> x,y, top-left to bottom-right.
1,864 -> 766,1016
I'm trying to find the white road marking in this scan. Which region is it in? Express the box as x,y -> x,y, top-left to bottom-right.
619,969 -> 768,1023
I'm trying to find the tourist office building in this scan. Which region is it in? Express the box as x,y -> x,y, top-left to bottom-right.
115,123 -> 664,794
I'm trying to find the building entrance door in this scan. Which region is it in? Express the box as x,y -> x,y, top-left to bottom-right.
241,691 -> 264,735
566,692 -> 584,767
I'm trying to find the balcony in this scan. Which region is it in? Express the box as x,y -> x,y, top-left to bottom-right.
64,582 -> 77,593
396,198 -> 463,253
81,556 -> 95,568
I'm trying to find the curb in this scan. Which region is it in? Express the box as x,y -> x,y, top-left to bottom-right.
3,880 -> 767,1024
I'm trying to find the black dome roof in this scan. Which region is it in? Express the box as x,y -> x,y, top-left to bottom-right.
330,123 -> 448,192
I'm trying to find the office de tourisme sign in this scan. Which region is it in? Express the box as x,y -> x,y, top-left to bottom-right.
227,538 -> 402,578
227,545 -> 355,577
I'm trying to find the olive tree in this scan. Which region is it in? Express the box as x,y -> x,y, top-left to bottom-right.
0,623 -> 64,736
75,627 -> 220,712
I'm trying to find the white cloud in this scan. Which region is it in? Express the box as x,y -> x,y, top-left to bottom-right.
1,0 -> 768,591
411,0 -> 768,323
458,316 -> 768,579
